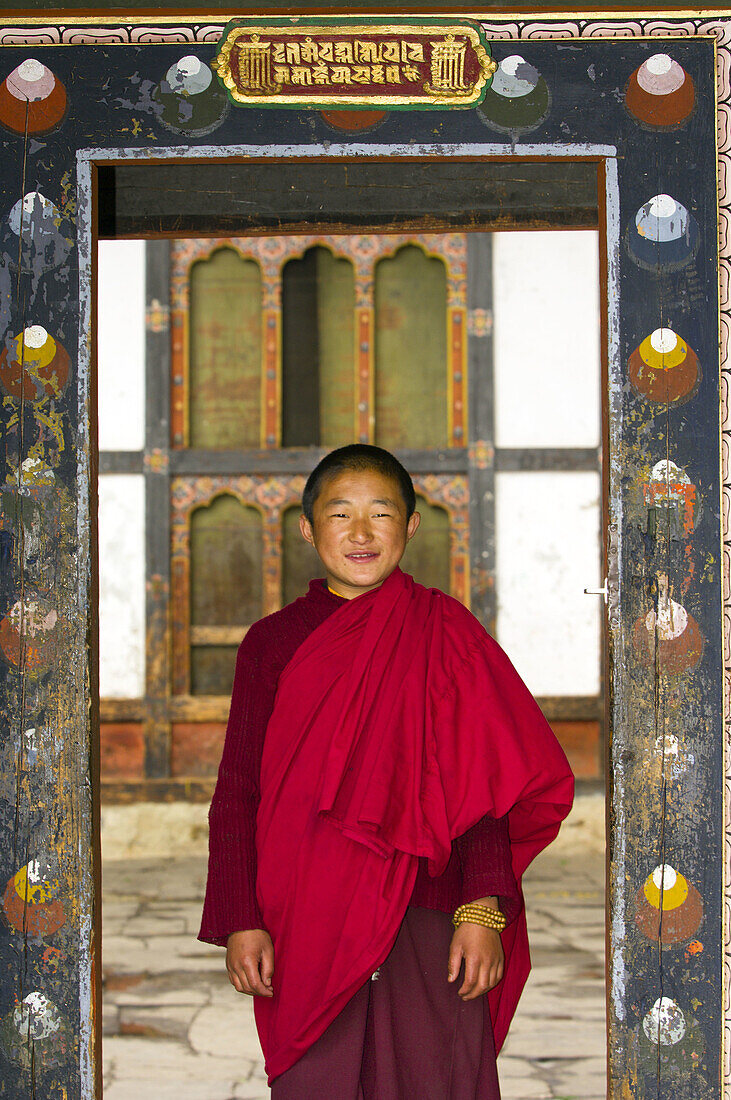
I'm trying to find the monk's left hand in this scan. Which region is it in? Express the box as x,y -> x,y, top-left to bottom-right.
448,922 -> 504,1001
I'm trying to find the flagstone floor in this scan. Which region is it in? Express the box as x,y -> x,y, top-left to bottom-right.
101,798 -> 605,1100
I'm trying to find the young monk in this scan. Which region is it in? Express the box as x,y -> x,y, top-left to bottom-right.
199,444 -> 574,1098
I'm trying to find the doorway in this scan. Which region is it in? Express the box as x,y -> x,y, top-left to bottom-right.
95,159 -> 606,1095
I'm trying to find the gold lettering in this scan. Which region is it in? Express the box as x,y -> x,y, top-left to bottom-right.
300,37 -> 318,63
273,65 -> 290,83
382,42 -> 400,63
318,41 -> 333,62
235,37 -> 276,93
311,62 -> 330,85
402,63 -> 420,82
334,41 -> 353,64
355,40 -> 378,63
290,66 -> 312,85
352,65 -> 371,84
330,65 -> 352,84
285,42 -> 300,64
385,64 -> 400,83
405,42 -> 425,63
371,64 -> 385,84
272,43 -> 286,64
430,35 -> 468,92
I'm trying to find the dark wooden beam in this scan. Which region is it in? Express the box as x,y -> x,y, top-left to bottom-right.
91,445 -> 600,477
100,699 -> 147,722
495,447 -> 600,472
169,696 -> 230,723
101,777 -> 609,807
99,691 -> 602,805
101,694 -> 603,726
536,695 -> 603,722
97,159 -> 599,239
100,779 -> 215,805
467,233 -> 496,634
143,241 -> 173,779
166,447 -> 469,475
99,451 -> 143,474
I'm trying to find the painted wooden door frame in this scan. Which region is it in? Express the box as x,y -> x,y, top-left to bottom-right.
0,11 -> 727,1099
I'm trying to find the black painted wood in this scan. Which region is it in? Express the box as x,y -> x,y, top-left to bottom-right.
495,447 -> 600,471
98,445 -> 599,476
467,233 -> 496,633
143,240 -> 173,779
166,446 -> 469,474
98,452 -> 143,474
97,160 -> 599,238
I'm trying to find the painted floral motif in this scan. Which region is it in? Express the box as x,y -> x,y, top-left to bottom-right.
635,864 -> 704,944
628,328 -> 700,406
632,574 -> 704,675
0,326 -> 70,402
2,860 -> 66,938
475,53 -> 549,137
153,54 -> 229,136
0,59 -> 66,134
625,53 -> 695,128
627,194 -> 700,273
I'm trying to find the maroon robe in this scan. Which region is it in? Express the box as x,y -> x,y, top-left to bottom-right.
271,907 -> 501,1100
199,581 -> 520,945
254,569 -> 573,1081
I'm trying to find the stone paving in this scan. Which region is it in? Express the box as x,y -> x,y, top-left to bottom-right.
102,804 -> 605,1100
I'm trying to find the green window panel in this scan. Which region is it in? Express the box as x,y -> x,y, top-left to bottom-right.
375,245 -> 447,450
281,246 -> 355,448
190,645 -> 238,698
190,494 -> 262,695
281,503 -> 323,606
400,494 -> 450,594
190,493 -> 263,626
189,247 -> 262,449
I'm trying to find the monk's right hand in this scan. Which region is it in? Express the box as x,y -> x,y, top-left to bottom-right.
226,929 -> 274,997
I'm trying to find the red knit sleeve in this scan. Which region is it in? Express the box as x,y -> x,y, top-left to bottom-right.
455,814 -> 521,924
198,623 -> 274,945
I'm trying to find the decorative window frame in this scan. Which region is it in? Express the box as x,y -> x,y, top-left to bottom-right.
171,231 -> 467,447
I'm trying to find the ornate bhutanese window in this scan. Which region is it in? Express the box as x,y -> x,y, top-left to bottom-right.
170,233 -> 469,698
97,231 -> 602,792
188,248 -> 262,450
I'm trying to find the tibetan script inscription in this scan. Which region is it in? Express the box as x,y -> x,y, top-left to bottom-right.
213,20 -> 496,109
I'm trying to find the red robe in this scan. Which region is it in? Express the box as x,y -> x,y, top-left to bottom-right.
254,568 -> 574,1082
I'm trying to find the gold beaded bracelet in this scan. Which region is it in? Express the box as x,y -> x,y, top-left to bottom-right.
452,903 -> 507,933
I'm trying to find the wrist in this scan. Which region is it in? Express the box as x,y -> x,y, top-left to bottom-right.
469,895 -> 500,910
453,902 -> 507,934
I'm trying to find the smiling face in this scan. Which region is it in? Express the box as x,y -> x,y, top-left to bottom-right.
299,468 -> 420,599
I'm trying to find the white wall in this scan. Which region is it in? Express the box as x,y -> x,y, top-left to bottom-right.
97,239 -> 146,451
493,230 -> 601,695
493,230 -> 600,448
490,229 -> 597,695
98,474 -> 146,699
97,239 -> 146,697
495,470 -> 601,696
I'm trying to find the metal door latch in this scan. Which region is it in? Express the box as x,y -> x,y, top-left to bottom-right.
584,579 -> 609,603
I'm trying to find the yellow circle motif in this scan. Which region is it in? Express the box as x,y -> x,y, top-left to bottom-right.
13,330 -> 56,369
639,333 -> 687,371
12,864 -> 59,905
643,869 -> 689,911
